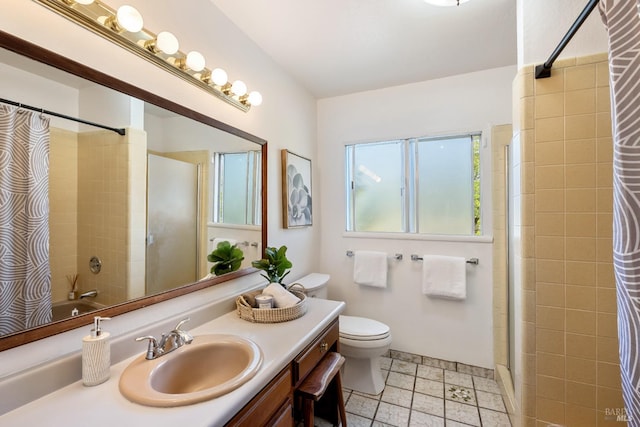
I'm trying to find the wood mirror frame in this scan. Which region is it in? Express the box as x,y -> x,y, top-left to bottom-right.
0,30 -> 268,352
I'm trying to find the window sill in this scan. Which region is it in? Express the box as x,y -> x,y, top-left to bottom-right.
342,231 -> 493,244
207,223 -> 261,231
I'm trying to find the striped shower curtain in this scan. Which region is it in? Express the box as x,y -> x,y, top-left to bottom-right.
599,1 -> 640,424
0,105 -> 51,336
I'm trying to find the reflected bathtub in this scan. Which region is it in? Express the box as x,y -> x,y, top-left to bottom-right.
51,300 -> 104,322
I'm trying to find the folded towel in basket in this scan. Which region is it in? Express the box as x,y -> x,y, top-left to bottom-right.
263,282 -> 301,308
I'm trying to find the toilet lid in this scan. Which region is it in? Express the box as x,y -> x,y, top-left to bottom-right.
339,315 -> 390,341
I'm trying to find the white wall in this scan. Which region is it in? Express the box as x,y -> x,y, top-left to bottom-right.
317,66 -> 516,368
517,0 -> 608,68
0,0 -> 317,375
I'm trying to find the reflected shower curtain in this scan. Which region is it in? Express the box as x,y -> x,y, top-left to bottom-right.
599,1 -> 640,424
0,105 -> 51,335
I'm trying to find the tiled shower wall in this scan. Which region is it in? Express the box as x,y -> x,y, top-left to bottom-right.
514,53 -> 625,426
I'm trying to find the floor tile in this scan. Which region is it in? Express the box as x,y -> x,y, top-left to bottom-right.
444,370 -> 474,388
472,376 -> 501,394
445,420 -> 476,427
445,385 -> 476,405
380,356 -> 392,370
391,359 -> 418,376
347,393 -> 380,418
409,410 -> 445,427
387,371 -> 416,391
444,401 -> 481,426
381,385 -> 414,408
412,393 -> 444,418
456,363 -> 494,379
375,401 -> 411,426
479,408 -> 512,426
423,356 -> 457,371
417,365 -> 444,382
415,377 -> 444,398
476,390 -> 506,412
391,350 -> 423,364
347,412 -> 374,427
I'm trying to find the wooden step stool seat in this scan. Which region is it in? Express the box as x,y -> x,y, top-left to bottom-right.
296,352 -> 347,427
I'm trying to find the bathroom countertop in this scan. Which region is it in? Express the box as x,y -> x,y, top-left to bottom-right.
0,298 -> 345,427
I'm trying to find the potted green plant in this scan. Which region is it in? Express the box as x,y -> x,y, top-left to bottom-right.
207,241 -> 245,276
251,245 -> 292,287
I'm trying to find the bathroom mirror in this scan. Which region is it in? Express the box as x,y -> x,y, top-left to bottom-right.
0,30 -> 267,351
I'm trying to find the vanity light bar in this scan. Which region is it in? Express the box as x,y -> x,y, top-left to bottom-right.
34,0 -> 262,112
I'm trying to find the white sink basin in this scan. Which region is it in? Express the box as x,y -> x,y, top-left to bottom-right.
119,334 -> 263,407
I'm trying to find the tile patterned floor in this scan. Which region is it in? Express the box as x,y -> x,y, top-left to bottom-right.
336,350 -> 511,427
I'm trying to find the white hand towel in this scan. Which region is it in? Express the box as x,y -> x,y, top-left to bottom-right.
353,250 -> 388,288
422,255 -> 467,300
263,282 -> 301,308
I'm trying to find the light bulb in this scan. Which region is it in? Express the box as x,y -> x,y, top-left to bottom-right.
116,5 -> 143,32
231,80 -> 247,96
247,91 -> 263,106
211,68 -> 228,86
185,51 -> 205,72
155,31 -> 179,55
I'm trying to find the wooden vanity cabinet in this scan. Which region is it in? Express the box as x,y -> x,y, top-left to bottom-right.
225,318 -> 340,427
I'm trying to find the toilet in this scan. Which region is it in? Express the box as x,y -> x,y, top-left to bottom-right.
294,273 -> 392,395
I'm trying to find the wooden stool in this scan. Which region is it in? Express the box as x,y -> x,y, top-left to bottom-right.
296,352 -> 347,427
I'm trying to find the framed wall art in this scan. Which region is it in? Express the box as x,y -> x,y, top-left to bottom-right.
281,149 -> 312,228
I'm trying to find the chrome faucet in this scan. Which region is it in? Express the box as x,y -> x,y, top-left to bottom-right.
135,317 -> 194,360
79,289 -> 98,299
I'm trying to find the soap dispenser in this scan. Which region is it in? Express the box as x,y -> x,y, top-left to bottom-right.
82,316 -> 111,386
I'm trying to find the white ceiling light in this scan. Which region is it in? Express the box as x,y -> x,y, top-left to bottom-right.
424,0 -> 470,6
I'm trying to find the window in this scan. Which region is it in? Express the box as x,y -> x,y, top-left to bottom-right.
345,133 -> 481,235
213,151 -> 262,226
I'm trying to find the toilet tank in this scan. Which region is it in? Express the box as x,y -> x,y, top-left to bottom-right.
291,273 -> 330,299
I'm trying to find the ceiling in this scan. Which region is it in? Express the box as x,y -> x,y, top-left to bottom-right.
211,0 -> 517,99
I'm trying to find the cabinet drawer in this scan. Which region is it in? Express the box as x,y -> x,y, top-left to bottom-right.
293,319 -> 339,385
226,366 -> 292,427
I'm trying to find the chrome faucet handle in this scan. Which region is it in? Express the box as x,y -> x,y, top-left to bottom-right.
135,335 -> 158,360
174,317 -> 190,331
173,317 -> 194,345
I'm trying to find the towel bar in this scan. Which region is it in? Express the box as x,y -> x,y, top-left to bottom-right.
346,250 -> 403,261
410,254 -> 479,265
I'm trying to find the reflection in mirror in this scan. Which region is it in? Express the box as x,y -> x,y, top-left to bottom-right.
0,31 -> 267,351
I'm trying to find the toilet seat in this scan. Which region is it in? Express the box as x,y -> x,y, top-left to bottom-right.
339,315 -> 390,341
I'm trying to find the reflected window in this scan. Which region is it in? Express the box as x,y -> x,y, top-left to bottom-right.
213,151 -> 262,226
345,134 -> 481,235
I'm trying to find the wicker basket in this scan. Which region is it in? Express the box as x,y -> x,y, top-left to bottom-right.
236,284 -> 307,323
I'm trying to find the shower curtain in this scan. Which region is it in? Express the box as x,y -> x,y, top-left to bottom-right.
0,105 -> 51,336
599,1 -> 640,424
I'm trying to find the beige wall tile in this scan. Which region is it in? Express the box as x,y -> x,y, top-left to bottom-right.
566,213 -> 596,237
536,117 -> 565,142
537,375 -> 565,400
597,213 -> 613,238
535,165 -> 565,189
566,285 -> 596,311
597,112 -> 613,138
596,61 -> 610,87
566,64 -> 596,91
566,114 -> 597,140
535,71 -> 565,95
566,261 -> 596,286
596,86 -> 612,112
536,259 -> 565,284
597,336 -> 620,364
598,362 -> 622,389
524,290 -> 537,322
566,189 -> 596,212
566,356 -> 597,384
566,381 -> 596,408
535,140 -> 565,165
537,189 -> 565,212
536,397 -> 565,425
536,328 -> 565,354
596,188 -> 613,212
597,386 -> 625,413
566,404 -> 597,427
565,88 -> 596,116
597,313 -> 618,338
597,262 -> 615,288
596,288 -> 617,314
566,163 -> 596,189
596,137 -> 613,163
536,93 -> 564,118
566,333 -> 596,359
537,282 -> 565,307
566,309 -> 597,335
566,237 -> 596,262
596,238 -> 613,262
536,213 -> 565,236
535,236 -> 565,260
536,306 -> 565,331
596,163 -> 613,188
566,139 -> 596,164
524,321 -> 537,354
536,352 -> 565,378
